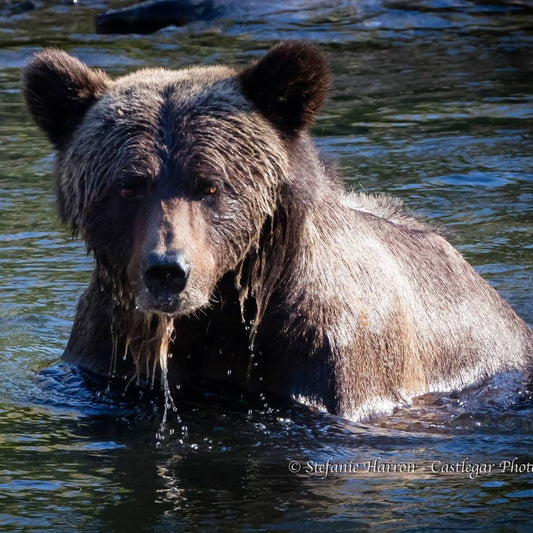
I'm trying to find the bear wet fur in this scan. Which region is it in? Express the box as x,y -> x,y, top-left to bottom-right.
23,43 -> 533,420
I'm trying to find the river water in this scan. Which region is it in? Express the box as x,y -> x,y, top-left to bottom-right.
0,0 -> 532,531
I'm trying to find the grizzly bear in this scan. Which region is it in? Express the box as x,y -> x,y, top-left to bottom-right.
23,42 -> 532,420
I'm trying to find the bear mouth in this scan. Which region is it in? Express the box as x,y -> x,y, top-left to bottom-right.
152,297 -> 182,316
134,287 -> 207,318
143,295 -> 188,317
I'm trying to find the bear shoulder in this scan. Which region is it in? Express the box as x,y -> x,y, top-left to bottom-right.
341,191 -> 436,233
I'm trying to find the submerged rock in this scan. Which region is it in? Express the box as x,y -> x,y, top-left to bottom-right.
95,0 -> 219,34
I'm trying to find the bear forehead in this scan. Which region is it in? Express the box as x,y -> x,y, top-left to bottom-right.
67,63 -> 287,184
105,65 -> 244,114
81,63 -> 266,154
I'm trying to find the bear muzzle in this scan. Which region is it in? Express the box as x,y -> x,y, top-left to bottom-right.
142,250 -> 191,313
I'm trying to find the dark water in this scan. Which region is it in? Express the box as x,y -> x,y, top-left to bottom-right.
1,1 -> 533,531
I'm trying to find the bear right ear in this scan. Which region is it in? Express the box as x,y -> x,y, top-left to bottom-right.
23,49 -> 110,150
240,41 -> 329,135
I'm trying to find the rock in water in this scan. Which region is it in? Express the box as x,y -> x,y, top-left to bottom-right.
95,0 -> 218,34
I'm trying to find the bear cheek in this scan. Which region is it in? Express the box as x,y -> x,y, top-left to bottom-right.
186,246 -> 219,306
83,201 -> 134,278
125,216 -> 158,306
125,236 -> 146,305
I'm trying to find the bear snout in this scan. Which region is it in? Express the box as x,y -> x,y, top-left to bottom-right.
143,250 -> 191,302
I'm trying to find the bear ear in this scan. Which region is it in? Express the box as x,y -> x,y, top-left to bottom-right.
240,41 -> 329,134
23,49 -> 110,150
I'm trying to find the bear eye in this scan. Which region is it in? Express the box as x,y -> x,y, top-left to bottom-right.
193,174 -> 219,199
119,180 -> 144,200
120,187 -> 137,199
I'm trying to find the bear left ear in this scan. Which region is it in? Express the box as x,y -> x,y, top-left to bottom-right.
23,49 -> 110,150
240,41 -> 329,134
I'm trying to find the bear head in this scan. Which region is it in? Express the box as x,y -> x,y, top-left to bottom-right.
23,42 -> 329,317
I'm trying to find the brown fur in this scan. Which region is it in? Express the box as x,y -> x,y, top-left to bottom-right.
23,42 -> 533,420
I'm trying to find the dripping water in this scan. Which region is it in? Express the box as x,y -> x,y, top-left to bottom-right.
158,316 -> 177,433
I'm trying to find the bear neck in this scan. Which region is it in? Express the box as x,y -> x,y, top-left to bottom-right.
237,132 -> 341,342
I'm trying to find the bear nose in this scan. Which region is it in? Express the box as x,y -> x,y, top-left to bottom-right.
144,251 -> 191,295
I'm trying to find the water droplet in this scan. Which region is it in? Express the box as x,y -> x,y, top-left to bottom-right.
227,369 -> 232,376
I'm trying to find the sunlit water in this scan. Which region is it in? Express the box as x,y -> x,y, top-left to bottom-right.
1,0 -> 532,530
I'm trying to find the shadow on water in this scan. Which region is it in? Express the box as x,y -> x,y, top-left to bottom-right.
0,0 -> 532,530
